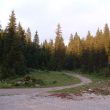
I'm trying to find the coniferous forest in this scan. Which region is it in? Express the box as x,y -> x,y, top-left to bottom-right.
0,11 -> 110,78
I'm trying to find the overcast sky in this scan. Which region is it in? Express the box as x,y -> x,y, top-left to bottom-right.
0,0 -> 110,43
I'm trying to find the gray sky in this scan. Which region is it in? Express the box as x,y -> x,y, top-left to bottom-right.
0,0 -> 110,43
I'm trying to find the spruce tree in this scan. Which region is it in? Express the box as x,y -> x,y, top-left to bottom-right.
68,34 -> 74,54
26,28 -> 32,43
0,25 -> 3,67
31,31 -> 40,68
54,24 -> 65,70
1,11 -> 26,78
103,24 -> 110,53
33,30 -> 39,47
17,22 -> 27,53
48,39 -> 55,70
66,34 -> 74,69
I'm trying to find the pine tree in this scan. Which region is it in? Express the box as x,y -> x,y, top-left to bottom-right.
67,33 -> 82,69
68,34 -> 74,54
1,11 -> 27,78
17,22 -> 26,42
33,30 -> 39,47
24,28 -> 33,68
103,24 -> 110,53
7,10 -> 16,33
30,31 -> 40,68
73,32 -> 82,56
47,39 -> 55,70
17,22 -> 27,53
39,40 -> 49,69
0,25 -> 3,67
81,31 -> 94,71
26,28 -> 32,43
54,24 -> 65,70
103,24 -> 110,68
66,34 -> 74,69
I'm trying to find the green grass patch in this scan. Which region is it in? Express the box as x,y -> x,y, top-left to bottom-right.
0,82 -> 12,88
0,70 -> 80,88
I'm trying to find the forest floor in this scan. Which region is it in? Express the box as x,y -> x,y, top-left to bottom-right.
0,72 -> 110,110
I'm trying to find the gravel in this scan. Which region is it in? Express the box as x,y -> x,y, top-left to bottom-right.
0,94 -> 110,110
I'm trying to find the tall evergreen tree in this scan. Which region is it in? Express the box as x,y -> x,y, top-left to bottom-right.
73,32 -> 82,56
47,39 -> 56,70
26,27 -> 32,43
33,30 -> 39,47
54,24 -> 65,70
66,34 -> 74,69
1,11 -> 26,78
68,34 -> 74,54
17,22 -> 27,53
67,33 -> 82,69
103,24 -> 110,53
0,25 -> 3,67
30,31 -> 40,68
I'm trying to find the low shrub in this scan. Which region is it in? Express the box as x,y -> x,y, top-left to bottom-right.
24,75 -> 31,81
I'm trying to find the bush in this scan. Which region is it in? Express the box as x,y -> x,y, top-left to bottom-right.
24,75 -> 31,81
22,76 -> 45,87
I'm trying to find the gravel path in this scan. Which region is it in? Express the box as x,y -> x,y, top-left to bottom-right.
0,73 -> 110,110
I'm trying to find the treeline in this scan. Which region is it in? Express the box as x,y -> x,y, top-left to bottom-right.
0,11 -> 110,78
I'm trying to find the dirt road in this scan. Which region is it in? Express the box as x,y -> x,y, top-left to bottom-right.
0,73 -> 110,110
